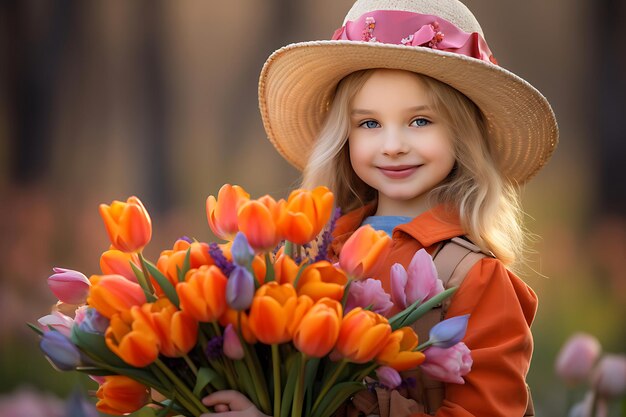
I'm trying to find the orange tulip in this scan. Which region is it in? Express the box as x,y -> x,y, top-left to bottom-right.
248,282 -> 313,344
139,298 -> 198,358
339,225 -> 392,279
376,327 -> 425,371
273,252 -> 302,285
277,186 -> 334,244
96,375 -> 150,415
293,298 -> 342,357
105,309 -> 159,367
206,184 -> 250,240
297,261 -> 348,302
156,239 -> 214,292
219,308 -> 256,344
177,265 -> 228,322
99,196 -> 152,253
237,196 -> 283,252
334,307 -> 391,363
100,249 -> 140,282
88,274 -> 146,322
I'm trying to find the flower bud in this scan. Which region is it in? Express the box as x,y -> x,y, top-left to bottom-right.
37,311 -> 74,337
375,366 -> 402,389
223,324 -> 244,360
48,267 -> 91,305
421,342 -> 472,384
555,332 -> 601,386
227,266 -> 255,311
40,331 -> 82,371
591,354 -> 626,400
231,232 -> 255,267
428,315 -> 469,349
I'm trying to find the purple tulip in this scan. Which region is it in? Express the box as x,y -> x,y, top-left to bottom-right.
48,267 -> 91,305
223,324 -> 244,360
555,332 -> 602,386
345,278 -> 393,316
231,232 -> 255,267
421,342 -> 473,384
37,312 -> 74,337
375,366 -> 402,389
226,266 -> 254,310
390,249 -> 443,309
428,314 -> 469,348
40,331 -> 82,371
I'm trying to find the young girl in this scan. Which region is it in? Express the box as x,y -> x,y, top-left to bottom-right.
202,0 -> 558,415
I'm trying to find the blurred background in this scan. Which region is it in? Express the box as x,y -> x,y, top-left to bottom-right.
1,0 -> 624,415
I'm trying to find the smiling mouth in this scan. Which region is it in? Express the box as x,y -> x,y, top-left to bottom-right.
378,165 -> 421,179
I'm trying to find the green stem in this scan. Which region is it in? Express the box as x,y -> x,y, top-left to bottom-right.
416,339 -> 435,351
355,363 -> 378,382
272,344 -> 281,417
284,241 -> 294,258
211,321 -> 222,336
311,359 -> 348,415
171,388 -> 202,417
183,354 -> 198,376
154,358 -> 209,415
137,252 -> 155,294
237,312 -> 271,415
291,352 -> 307,417
340,279 -> 353,309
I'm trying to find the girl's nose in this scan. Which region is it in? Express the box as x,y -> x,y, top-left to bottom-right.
381,129 -> 409,156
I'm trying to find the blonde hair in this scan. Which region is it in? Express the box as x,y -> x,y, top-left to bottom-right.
302,69 -> 525,266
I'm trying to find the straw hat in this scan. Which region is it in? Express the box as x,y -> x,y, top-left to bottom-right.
258,0 -> 558,183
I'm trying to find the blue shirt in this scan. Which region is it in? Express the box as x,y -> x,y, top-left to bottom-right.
361,215 -> 413,236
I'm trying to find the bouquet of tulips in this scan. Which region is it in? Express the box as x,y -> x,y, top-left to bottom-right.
32,184 -> 472,417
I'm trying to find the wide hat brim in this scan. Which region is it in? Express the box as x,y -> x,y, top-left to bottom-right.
259,40 -> 558,183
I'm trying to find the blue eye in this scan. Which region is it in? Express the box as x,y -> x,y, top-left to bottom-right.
360,120 -> 380,129
411,118 -> 430,127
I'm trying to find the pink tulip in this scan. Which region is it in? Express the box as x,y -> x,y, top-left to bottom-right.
223,324 -> 244,360
48,267 -> 91,304
591,354 -> 626,400
345,278 -> 393,316
420,342 -> 472,384
37,311 -> 74,337
555,332 -> 602,386
375,366 -> 402,389
390,249 -> 443,310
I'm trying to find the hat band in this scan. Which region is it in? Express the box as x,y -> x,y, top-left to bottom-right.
332,10 -> 497,65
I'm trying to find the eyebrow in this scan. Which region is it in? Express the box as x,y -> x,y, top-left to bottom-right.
350,105 -> 432,116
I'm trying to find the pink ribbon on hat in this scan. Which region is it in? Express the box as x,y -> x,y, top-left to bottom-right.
331,10 -> 498,65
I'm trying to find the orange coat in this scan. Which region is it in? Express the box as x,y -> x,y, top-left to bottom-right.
330,204 -> 537,417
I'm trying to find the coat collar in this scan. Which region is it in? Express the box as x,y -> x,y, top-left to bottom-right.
330,202 -> 466,257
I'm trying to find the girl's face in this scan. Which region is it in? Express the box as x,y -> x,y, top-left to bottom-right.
348,69 -> 456,217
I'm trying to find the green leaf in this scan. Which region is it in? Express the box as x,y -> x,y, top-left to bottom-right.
312,381 -> 365,417
397,287 -> 458,329
143,258 -> 180,308
193,367 -> 226,396
303,357 -> 321,415
292,263 -> 309,289
233,360 -> 260,408
27,322 -> 44,336
127,406 -> 158,417
280,353 -> 301,417
177,248 -> 192,284
131,263 -> 158,302
70,325 -> 127,368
